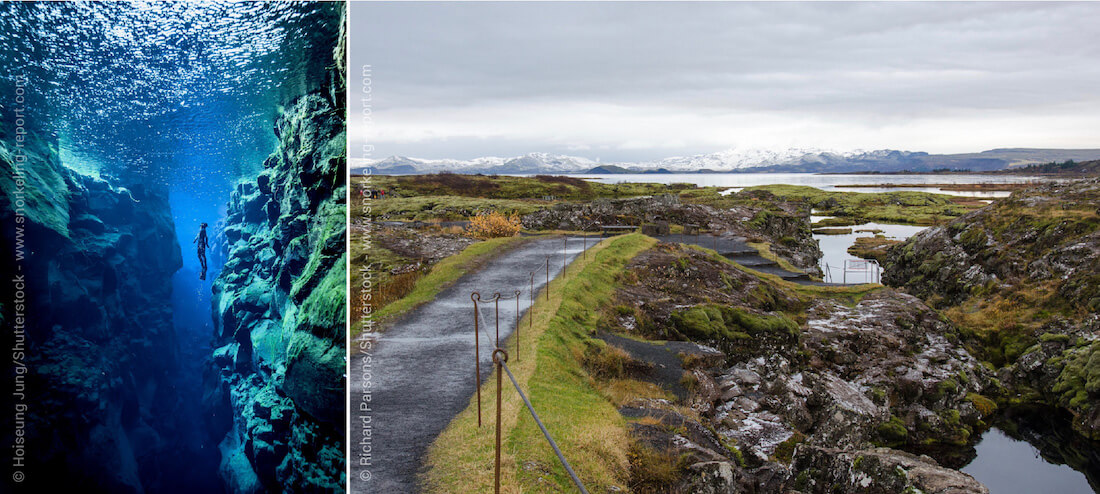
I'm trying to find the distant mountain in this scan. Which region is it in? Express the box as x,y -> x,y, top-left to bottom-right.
351,148 -> 1100,175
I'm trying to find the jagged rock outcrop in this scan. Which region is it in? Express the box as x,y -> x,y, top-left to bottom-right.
0,125 -> 211,491
204,18 -> 347,492
884,179 -> 1100,438
603,244 -> 994,492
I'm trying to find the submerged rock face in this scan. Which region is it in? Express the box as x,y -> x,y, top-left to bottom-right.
0,129 -> 210,491
205,32 -> 347,492
605,245 -> 994,492
884,179 -> 1100,438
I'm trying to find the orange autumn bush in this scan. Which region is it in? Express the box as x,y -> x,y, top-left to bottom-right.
466,210 -> 522,239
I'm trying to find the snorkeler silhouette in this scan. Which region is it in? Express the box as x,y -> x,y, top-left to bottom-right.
195,223 -> 210,280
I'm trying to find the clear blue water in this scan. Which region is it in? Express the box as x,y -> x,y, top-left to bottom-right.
1,2 -> 342,491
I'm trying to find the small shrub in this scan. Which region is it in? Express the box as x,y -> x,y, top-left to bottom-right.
466,210 -> 522,239
627,442 -> 683,493
582,343 -> 631,379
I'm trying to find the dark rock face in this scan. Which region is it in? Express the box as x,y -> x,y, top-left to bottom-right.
204,30 -> 347,492
606,246 -> 993,492
0,131 -> 217,491
883,179 -> 1100,438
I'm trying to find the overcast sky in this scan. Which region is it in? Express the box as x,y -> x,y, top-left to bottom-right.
349,2 -> 1100,162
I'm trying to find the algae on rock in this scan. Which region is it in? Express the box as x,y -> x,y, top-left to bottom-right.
205,31 -> 347,492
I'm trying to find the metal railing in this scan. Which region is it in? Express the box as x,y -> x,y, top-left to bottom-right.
470,235 -> 591,493
823,259 -> 881,284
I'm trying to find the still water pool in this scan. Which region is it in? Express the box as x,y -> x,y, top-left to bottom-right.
962,428 -> 1095,493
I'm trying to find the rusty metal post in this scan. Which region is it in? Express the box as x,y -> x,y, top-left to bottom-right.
471,292 -> 482,427
514,290 -> 521,360
493,292 -> 501,347
582,232 -> 587,259
491,349 -> 509,494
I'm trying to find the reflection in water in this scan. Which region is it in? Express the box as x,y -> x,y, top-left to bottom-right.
962,407 -> 1100,493
812,221 -> 928,283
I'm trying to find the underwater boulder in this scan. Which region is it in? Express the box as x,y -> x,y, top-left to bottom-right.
284,331 -> 344,427
256,170 -> 273,195
71,212 -> 107,234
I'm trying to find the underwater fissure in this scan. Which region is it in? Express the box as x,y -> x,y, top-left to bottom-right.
0,2 -> 346,492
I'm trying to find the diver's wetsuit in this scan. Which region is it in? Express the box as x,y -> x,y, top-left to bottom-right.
195,225 -> 210,280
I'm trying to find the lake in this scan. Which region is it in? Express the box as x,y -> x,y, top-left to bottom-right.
579,172 -> 1058,197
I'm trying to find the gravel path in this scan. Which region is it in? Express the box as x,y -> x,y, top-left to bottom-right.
349,235 -> 589,493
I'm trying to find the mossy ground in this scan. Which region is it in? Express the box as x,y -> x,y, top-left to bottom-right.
847,235 -> 903,263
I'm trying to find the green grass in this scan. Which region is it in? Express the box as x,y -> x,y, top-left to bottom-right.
351,235 -> 527,339
423,234 -> 656,493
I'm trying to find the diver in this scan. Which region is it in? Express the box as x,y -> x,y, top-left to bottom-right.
195,222 -> 210,280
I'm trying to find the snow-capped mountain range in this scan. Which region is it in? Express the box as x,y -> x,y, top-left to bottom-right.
352,147 -> 1100,175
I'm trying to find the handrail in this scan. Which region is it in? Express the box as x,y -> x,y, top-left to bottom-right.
499,358 -> 590,494
468,233 -> 593,493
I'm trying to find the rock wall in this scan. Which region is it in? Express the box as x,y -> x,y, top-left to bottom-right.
884,180 -> 1100,438
0,126 -> 213,491
204,24 -> 347,492
603,243 -> 994,492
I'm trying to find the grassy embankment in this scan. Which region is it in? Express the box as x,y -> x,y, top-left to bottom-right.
424,233 -> 881,493
423,234 -> 657,493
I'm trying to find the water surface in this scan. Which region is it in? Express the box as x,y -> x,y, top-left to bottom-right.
580,172 -> 1057,197
963,428 -> 1096,493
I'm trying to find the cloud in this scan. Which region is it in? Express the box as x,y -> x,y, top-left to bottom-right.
349,2 -> 1100,161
